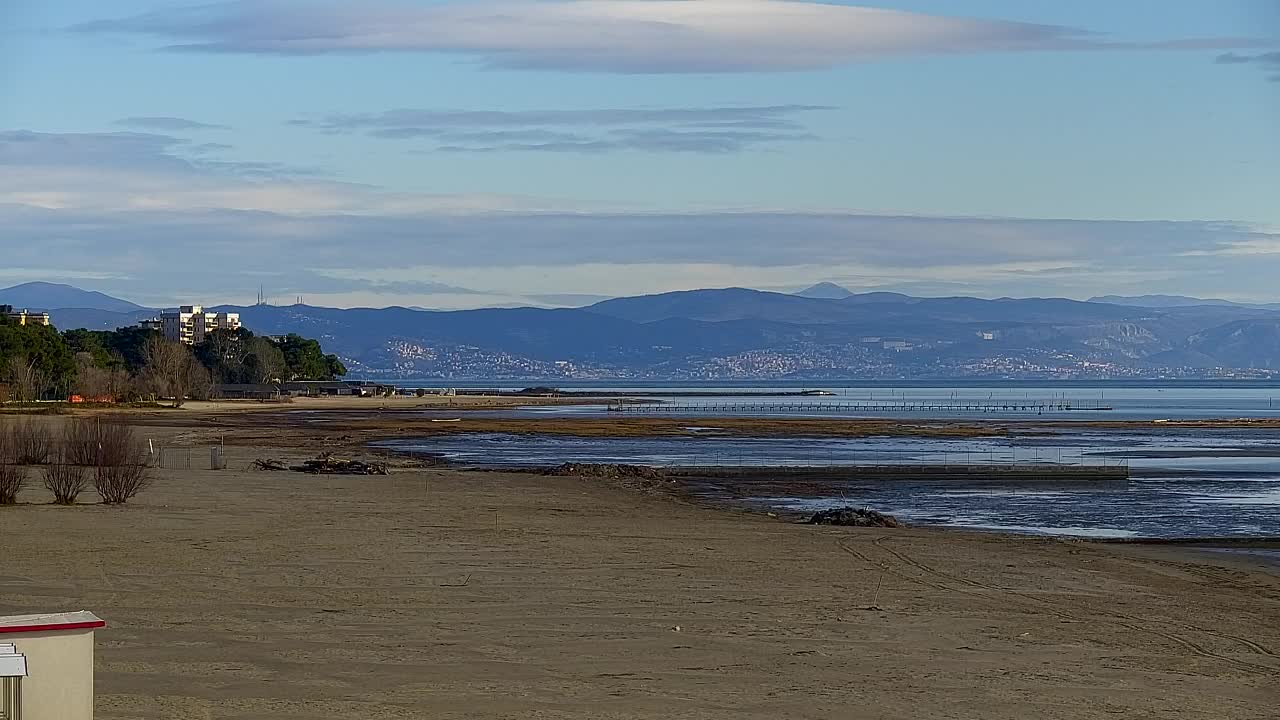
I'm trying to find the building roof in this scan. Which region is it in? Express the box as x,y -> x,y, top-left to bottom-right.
0,611 -> 105,635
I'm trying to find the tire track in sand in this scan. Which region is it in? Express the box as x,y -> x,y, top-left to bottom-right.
835,534 -> 1278,677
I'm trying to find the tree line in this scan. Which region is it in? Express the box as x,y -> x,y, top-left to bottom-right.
0,318 -> 345,405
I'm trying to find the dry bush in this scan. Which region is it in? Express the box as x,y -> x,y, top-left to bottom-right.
0,463 -> 25,505
43,451 -> 88,505
62,418 -> 103,466
5,355 -> 46,402
92,422 -> 151,504
8,417 -> 51,465
143,337 -> 206,407
0,428 -> 23,505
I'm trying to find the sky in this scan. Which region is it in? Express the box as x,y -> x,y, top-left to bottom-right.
1,0 -> 1278,309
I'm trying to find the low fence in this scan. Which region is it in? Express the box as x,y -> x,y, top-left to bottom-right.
148,444 -> 230,471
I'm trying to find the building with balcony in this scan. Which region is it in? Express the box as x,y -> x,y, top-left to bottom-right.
140,305 -> 240,345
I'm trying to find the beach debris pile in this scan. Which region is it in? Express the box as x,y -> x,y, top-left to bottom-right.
545,463 -> 666,480
544,462 -> 672,491
805,507 -> 901,528
252,455 -> 388,475
292,455 -> 389,475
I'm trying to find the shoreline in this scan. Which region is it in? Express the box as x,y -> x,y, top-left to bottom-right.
85,400 -> 1280,451
100,401 -> 1280,545
357,445 -> 1280,547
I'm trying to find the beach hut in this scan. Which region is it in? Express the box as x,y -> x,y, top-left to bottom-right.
0,611 -> 104,720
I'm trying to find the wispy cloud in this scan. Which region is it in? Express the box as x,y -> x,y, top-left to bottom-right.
73,0 -> 1269,74
4,128 -> 1278,305
115,116 -> 230,131
1215,51 -> 1280,82
299,105 -> 829,153
0,130 -> 553,214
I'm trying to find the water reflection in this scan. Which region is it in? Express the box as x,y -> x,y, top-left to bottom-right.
382,431 -> 1280,539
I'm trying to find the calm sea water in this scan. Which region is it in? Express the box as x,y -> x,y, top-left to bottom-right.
384,383 -> 1280,540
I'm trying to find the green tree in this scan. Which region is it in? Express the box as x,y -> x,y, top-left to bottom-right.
194,329 -> 291,384
276,334 -> 345,381
0,318 -> 75,399
101,326 -> 160,373
62,329 -> 114,367
194,328 -> 252,383
326,354 -> 347,380
63,326 -> 158,373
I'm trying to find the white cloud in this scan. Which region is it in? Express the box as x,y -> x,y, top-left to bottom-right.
75,0 -> 1266,73
4,128 -> 1279,306
0,130 -> 568,214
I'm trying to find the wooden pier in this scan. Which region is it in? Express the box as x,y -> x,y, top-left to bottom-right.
608,399 -> 1112,414
678,464 -> 1130,483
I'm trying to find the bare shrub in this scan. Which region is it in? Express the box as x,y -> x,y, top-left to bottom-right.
93,423 -> 151,505
0,463 -> 25,505
0,430 -> 24,505
72,355 -> 133,402
5,355 -> 46,402
62,418 -> 103,466
143,337 -> 205,408
189,364 -> 213,401
8,417 -> 51,465
43,456 -> 87,505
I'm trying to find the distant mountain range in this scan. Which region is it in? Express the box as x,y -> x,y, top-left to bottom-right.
8,281 -> 1280,379
1089,294 -> 1280,311
794,282 -> 855,300
0,281 -> 151,314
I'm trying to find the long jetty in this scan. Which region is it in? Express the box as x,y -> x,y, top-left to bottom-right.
678,464 -> 1129,483
609,399 -> 1112,414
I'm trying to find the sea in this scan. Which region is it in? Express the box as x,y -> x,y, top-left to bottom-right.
381,382 -> 1280,543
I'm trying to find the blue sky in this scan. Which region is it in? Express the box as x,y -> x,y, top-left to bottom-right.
1,0 -> 1277,308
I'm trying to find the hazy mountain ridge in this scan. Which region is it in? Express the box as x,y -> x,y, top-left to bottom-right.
794,282 -> 855,299
1091,294 -> 1280,311
0,281 -> 151,313
14,283 -> 1280,378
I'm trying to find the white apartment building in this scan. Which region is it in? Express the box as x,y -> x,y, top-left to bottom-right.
144,305 -> 241,345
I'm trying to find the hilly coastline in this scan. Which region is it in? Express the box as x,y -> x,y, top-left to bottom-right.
11,282 -> 1280,380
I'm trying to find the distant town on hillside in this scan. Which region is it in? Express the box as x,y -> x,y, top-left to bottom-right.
4,281 -> 1280,382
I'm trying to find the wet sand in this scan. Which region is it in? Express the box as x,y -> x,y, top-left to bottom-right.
1,414 -> 1278,718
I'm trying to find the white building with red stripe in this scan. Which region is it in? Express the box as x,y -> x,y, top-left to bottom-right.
0,611 -> 104,720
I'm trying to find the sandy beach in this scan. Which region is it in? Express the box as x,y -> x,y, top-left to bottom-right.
1,411 -> 1278,718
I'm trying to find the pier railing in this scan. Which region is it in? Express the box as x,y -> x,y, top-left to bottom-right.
647,447 -> 1129,470
609,399 -> 1112,414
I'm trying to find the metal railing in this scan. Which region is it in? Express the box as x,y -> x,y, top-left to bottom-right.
610,399 -> 1112,414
